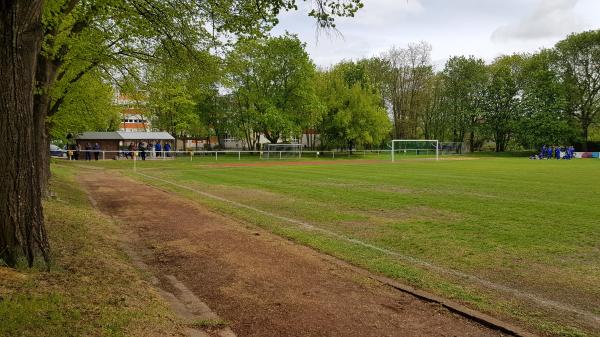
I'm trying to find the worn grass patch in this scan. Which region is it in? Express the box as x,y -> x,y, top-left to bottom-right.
189,318 -> 229,329
0,165 -> 184,337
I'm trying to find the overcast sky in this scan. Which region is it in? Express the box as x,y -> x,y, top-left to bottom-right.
271,0 -> 600,68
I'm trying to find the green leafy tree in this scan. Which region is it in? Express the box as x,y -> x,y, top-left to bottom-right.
482,54 -> 526,152
197,89 -> 235,149
515,50 -> 577,148
553,30 -> 600,149
379,42 -> 433,139
441,56 -> 488,151
318,62 -> 391,150
226,34 -> 320,146
48,71 -> 121,143
421,73 -> 449,141
146,45 -> 219,150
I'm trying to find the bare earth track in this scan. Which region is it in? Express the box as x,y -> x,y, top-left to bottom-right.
80,170 -> 508,337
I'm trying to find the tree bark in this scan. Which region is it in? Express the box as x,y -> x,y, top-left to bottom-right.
469,130 -> 475,153
34,53 -> 57,197
0,0 -> 50,267
581,121 -> 589,152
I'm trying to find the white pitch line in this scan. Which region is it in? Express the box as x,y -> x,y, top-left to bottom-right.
136,171 -> 599,326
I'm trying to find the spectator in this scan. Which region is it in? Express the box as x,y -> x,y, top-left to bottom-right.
75,144 -> 81,160
139,141 -> 146,161
155,142 -> 162,157
125,142 -> 133,159
540,145 -> 547,159
164,142 -> 171,157
93,142 -> 101,160
148,141 -> 154,158
85,142 -> 92,161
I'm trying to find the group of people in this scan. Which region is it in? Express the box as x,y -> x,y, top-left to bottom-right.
123,141 -> 171,160
66,142 -> 101,160
530,145 -> 576,160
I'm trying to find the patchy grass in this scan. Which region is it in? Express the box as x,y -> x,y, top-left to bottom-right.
69,156 -> 600,336
189,318 -> 229,329
0,165 -> 185,337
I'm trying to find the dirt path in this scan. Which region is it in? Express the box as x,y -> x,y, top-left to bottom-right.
80,171 -> 507,337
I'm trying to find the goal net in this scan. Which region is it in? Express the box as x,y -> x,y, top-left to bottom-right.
391,139 -> 439,162
263,143 -> 303,159
438,142 -> 466,155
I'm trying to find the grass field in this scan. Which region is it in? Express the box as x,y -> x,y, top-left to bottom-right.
65,155 -> 600,336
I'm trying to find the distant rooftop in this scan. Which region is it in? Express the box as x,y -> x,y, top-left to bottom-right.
76,131 -> 174,141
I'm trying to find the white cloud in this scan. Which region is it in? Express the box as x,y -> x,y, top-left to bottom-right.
339,0 -> 424,26
272,0 -> 600,67
492,0 -> 585,42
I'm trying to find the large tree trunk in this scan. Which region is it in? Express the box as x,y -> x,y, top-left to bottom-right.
263,132 -> 279,144
469,130 -> 475,153
34,53 -> 56,197
0,0 -> 50,267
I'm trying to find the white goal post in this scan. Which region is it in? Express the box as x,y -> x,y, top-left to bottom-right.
391,139 -> 439,162
263,143 -> 303,159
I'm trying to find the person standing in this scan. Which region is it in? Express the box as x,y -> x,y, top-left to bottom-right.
148,141 -> 155,158
155,142 -> 162,157
164,142 -> 171,157
93,142 -> 101,160
541,145 -> 547,159
125,142 -> 132,159
85,142 -> 92,160
75,144 -> 81,160
139,141 -> 146,161
555,146 -> 561,160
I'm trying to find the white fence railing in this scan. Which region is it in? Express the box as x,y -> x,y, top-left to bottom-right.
53,148 -> 462,161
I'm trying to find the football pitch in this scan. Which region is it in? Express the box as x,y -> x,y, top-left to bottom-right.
74,156 -> 600,336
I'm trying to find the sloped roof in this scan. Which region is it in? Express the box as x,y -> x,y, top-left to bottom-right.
75,132 -> 121,140
118,131 -> 174,140
76,131 -> 174,141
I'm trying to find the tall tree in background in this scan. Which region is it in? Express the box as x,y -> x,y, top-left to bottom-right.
421,73 -> 448,141
380,42 -> 433,139
482,54 -> 525,152
146,45 -> 218,150
516,50 -> 576,148
554,30 -> 600,149
441,56 -> 487,151
226,34 -> 319,146
318,61 -> 391,150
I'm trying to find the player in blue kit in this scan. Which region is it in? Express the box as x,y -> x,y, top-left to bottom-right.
541,145 -> 547,159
